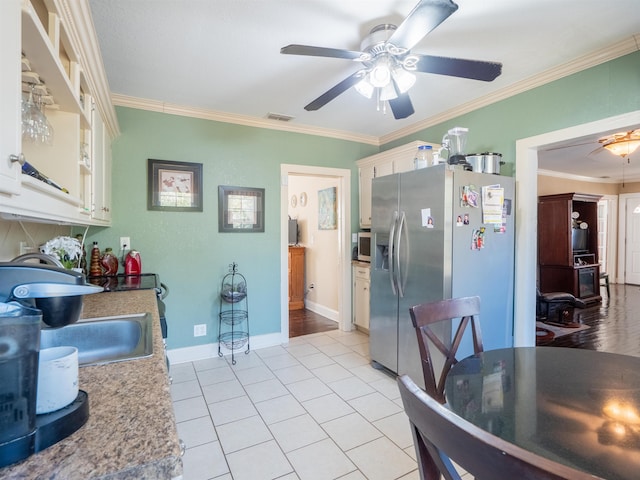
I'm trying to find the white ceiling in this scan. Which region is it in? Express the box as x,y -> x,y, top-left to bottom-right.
88,0 -> 640,180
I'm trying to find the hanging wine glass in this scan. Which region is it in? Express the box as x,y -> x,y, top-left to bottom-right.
21,84 -> 54,145
36,93 -> 54,145
21,86 -> 40,142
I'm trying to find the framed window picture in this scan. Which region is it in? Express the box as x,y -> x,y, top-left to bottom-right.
147,159 -> 203,212
218,186 -> 265,232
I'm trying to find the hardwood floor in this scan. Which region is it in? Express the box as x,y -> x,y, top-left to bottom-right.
288,284 -> 638,352
545,283 -> 640,357
289,308 -> 338,338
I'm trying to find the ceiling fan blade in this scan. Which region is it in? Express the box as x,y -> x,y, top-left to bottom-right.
304,70 -> 366,111
414,54 -> 502,81
281,44 -> 364,60
388,93 -> 415,120
388,0 -> 459,51
542,140 -> 600,152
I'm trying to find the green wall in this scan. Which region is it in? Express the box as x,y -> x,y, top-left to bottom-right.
88,51 -> 639,350
87,110 -> 376,349
385,51 -> 640,175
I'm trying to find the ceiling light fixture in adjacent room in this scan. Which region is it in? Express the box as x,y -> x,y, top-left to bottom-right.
599,129 -> 640,158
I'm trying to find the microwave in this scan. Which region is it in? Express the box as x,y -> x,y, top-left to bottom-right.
357,231 -> 371,262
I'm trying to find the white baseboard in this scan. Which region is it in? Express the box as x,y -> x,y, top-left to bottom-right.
304,300 -> 339,322
168,332 -> 286,365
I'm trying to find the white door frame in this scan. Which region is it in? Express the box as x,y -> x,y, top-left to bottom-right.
280,164 -> 352,342
599,195 -> 618,282
618,193 -> 640,284
514,110 -> 640,347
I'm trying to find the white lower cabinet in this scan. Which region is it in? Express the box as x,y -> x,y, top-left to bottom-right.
353,263 -> 371,330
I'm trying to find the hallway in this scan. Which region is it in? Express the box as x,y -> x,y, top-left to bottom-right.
289,308 -> 338,338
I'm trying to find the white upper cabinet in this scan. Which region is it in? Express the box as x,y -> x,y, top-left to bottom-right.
356,141 -> 440,228
0,1 -> 22,196
91,104 -> 112,222
0,0 -> 118,226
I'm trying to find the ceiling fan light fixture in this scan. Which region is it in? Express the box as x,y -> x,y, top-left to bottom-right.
379,82 -> 398,101
355,78 -> 374,99
604,141 -> 640,158
600,130 -> 640,158
369,58 -> 392,88
392,66 -> 416,94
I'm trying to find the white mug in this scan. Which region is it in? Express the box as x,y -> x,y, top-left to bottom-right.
36,346 -> 79,414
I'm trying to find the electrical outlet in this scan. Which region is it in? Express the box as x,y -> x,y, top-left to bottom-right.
194,324 -> 207,337
19,241 -> 37,255
120,236 -> 130,251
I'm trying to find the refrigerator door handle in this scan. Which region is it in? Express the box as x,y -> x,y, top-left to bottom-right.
396,211 -> 406,298
388,211 -> 398,296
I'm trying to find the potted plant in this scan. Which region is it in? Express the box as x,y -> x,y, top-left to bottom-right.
41,236 -> 83,270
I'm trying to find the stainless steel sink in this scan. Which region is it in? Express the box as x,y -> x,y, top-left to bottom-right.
40,312 -> 153,366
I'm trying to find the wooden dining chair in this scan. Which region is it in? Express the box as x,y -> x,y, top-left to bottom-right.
409,296 -> 482,404
397,375 -> 601,480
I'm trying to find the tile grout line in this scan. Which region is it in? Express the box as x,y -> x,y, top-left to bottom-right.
173,330 -> 421,480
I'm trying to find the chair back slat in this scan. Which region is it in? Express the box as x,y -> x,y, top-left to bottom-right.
398,375 -> 602,480
409,296 -> 482,403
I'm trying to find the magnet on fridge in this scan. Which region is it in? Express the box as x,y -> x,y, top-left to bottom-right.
421,208 -> 432,227
463,213 -> 470,225
467,187 -> 480,208
478,227 -> 485,248
504,198 -> 512,215
472,227 -> 486,250
460,186 -> 469,207
456,215 -> 463,227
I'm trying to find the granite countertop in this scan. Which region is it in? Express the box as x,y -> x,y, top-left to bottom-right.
1,290 -> 183,479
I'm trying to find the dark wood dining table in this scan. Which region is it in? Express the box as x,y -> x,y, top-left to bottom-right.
444,347 -> 640,480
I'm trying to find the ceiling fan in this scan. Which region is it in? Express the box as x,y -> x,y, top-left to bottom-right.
543,129 -> 640,158
280,0 -> 502,120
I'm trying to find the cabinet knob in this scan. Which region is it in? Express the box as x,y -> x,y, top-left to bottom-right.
9,153 -> 25,164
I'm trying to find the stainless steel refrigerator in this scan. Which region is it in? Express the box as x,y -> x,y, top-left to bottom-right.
369,164 -> 515,389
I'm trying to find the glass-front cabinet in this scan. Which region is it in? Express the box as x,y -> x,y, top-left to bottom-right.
0,0 -> 118,226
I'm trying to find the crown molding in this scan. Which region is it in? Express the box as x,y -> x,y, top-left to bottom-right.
57,0 -> 120,138
111,33 -> 637,148
537,168 -> 640,184
111,95 -> 380,146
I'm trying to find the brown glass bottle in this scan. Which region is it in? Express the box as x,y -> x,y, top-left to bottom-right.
89,242 -> 103,277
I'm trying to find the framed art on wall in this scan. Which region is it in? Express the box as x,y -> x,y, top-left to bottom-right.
218,185 -> 265,232
147,159 -> 203,211
318,186 -> 337,230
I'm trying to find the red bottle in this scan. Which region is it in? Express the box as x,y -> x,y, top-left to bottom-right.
125,250 -> 142,275
100,248 -> 119,276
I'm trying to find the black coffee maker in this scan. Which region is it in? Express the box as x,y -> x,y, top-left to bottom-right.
0,262 -> 102,468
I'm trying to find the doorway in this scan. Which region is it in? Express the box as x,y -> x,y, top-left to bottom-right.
619,193 -> 640,285
287,173 -> 340,336
280,164 -> 352,342
514,110 -> 640,347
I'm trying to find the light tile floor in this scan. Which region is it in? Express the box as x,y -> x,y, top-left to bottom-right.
170,329 -> 472,480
